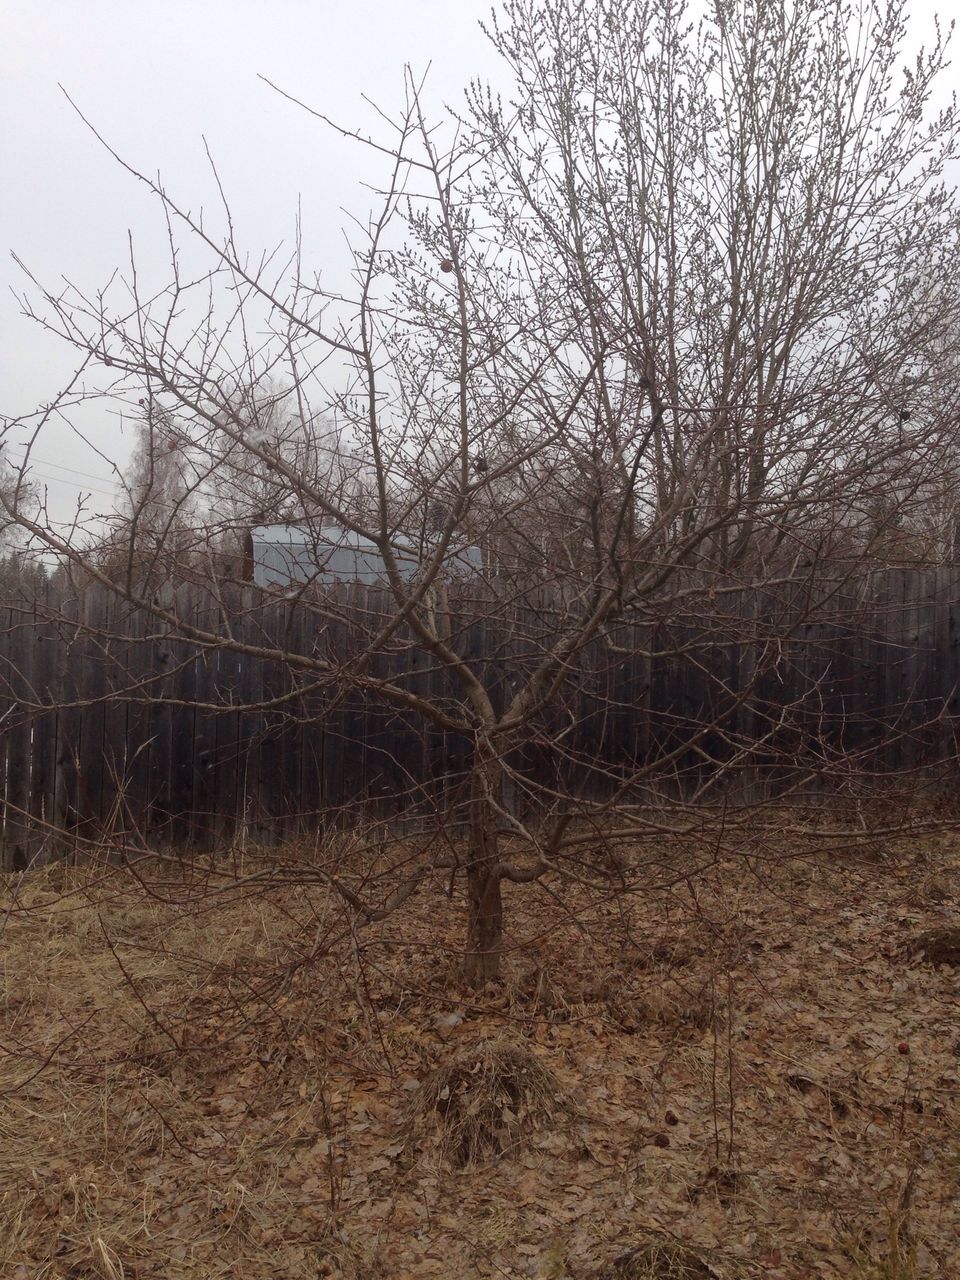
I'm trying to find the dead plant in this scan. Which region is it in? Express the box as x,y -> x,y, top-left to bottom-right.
594,1237 -> 729,1279
907,926 -> 960,967
409,1036 -> 564,1166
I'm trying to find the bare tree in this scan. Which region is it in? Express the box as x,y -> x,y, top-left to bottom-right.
0,442 -> 35,550
101,396 -> 203,584
5,0 -> 960,979
202,381 -> 370,535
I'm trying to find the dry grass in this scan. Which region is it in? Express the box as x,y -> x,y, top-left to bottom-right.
410,1036 -> 564,1166
594,1238 -> 725,1278
907,926 -> 960,968
1,823 -> 959,1278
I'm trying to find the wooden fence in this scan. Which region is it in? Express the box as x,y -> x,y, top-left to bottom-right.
1,568 -> 959,865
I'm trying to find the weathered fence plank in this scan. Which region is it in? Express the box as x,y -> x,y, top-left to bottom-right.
0,568 -> 956,855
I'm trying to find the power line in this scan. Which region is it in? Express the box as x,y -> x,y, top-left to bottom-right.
3,450 -> 123,490
25,472 -> 121,502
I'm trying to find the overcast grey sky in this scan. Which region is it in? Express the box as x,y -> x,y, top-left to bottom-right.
1,0 -> 955,526
1,0 -> 501,522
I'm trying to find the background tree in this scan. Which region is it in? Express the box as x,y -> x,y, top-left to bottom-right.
5,0 -> 960,980
96,394 -> 206,587
202,382 -> 370,534
0,443 -> 48,597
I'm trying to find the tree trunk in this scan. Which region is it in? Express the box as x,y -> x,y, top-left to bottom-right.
463,747 -> 504,985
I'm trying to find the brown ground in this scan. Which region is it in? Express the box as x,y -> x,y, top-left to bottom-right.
1,822 -> 958,1279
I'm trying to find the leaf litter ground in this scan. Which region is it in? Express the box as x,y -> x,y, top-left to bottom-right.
1,823 -> 958,1279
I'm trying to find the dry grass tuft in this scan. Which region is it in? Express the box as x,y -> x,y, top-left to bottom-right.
410,1036 -> 564,1166
907,926 -> 960,967
595,1237 -> 726,1278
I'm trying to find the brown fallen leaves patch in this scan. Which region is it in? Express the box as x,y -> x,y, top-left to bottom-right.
0,823 -> 959,1278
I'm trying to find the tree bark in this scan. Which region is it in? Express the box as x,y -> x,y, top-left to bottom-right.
463,746 -> 504,985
